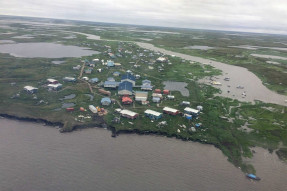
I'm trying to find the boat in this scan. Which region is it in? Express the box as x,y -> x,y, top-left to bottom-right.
237,85 -> 244,89
224,77 -> 230,81
246,173 -> 261,180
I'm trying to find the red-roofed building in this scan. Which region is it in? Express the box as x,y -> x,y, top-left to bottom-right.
163,89 -> 170,95
154,89 -> 161,93
122,96 -> 133,105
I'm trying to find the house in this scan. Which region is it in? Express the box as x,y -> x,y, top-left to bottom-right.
122,96 -> 133,105
113,71 -> 120,76
163,90 -> 170,95
63,77 -> 76,82
152,97 -> 161,103
120,109 -> 138,119
107,77 -> 115,82
89,78 -> 99,83
24,86 -> 38,94
142,79 -> 151,85
135,74 -> 141,79
141,84 -> 153,91
48,83 -> 62,91
108,53 -> 116,59
152,93 -> 163,99
144,109 -> 162,120
107,60 -> 115,67
121,73 -> 135,86
104,81 -> 119,88
163,107 -> 179,115
118,81 -> 133,95
154,89 -> 161,93
184,107 -> 200,116
135,91 -> 148,102
101,97 -> 112,106
47,79 -> 58,84
181,101 -> 190,106
89,105 -> 98,114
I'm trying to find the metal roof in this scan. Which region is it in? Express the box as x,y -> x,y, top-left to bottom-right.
118,81 -> 133,92
101,97 -> 111,103
184,107 -> 199,113
120,109 -> 138,117
163,107 -> 178,113
121,73 -> 135,82
144,109 -> 162,117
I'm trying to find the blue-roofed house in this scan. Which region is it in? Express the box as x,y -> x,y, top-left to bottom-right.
141,79 -> 153,91
107,60 -> 115,67
121,73 -> 135,86
104,81 -> 119,88
101,97 -> 112,106
142,79 -> 151,85
118,81 -> 133,95
89,78 -> 99,83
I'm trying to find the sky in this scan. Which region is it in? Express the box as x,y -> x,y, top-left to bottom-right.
1,0 -> 287,34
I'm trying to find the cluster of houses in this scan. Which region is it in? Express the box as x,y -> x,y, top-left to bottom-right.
112,106 -> 202,121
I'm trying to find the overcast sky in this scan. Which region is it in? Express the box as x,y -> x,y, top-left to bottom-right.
1,0 -> 287,34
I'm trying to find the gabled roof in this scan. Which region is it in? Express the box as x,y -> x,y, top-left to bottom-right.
118,81 -> 133,92
142,79 -> 151,84
121,73 -> 135,82
104,81 -> 119,86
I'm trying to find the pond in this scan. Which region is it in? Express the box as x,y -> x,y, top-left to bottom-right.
184,45 -> 214,50
61,103 -> 75,108
163,81 -> 189,97
0,42 -> 100,58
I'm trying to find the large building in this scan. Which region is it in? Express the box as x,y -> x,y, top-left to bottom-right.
121,73 -> 136,86
118,81 -> 133,95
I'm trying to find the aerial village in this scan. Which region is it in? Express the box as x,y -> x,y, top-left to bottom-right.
22,41 -> 204,132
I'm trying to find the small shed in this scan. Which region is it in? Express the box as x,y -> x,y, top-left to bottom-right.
144,109 -> 162,120
84,68 -> 92,74
107,60 -> 115,67
113,71 -> 120,76
101,97 -> 112,106
181,101 -> 190,106
47,79 -> 58,84
154,89 -> 161,93
122,96 -> 133,105
152,97 -> 161,103
89,78 -> 99,83
66,108 -> 74,112
24,86 -> 38,94
167,95 -> 175,99
163,107 -> 179,115
63,77 -> 76,82
120,109 -> 138,119
89,105 -> 98,114
48,83 -> 62,91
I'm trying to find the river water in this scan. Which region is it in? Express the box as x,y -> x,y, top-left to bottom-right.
0,118 -> 286,191
135,42 -> 287,106
68,31 -> 287,105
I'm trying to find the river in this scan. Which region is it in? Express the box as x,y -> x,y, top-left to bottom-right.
71,31 -> 287,106
0,118 -> 286,191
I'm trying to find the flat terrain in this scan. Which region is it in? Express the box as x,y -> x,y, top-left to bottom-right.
0,15 -> 286,174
